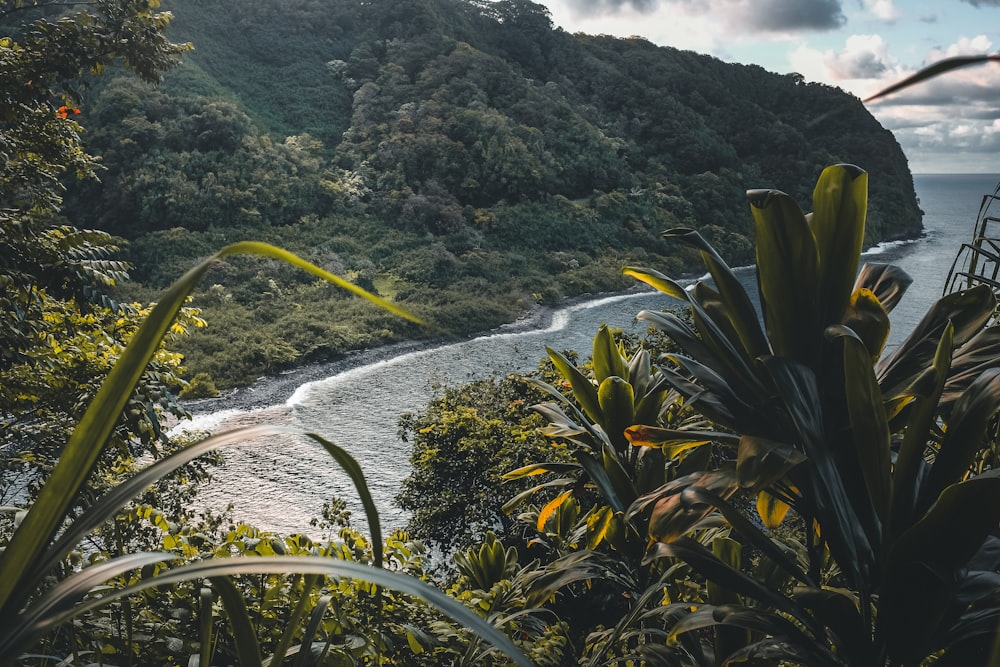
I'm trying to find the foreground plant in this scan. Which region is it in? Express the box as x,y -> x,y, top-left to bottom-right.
0,242 -> 536,666
616,164 -> 1000,664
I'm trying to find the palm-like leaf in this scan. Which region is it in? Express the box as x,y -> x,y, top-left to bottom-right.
619,165 -> 1000,664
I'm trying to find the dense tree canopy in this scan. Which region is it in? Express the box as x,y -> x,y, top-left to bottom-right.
51,0 -> 924,388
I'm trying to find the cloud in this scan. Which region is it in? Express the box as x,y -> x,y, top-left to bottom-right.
566,0 -> 659,14
861,0 -> 900,22
558,0 -> 845,32
788,33 -> 900,89
745,0 -> 846,31
961,0 -> 1000,7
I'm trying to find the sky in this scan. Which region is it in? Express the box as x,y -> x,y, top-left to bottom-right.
540,0 -> 1000,173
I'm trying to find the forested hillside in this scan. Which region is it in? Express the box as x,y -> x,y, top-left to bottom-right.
67,0 -> 924,388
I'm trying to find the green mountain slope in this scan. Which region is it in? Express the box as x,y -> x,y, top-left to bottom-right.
67,0 -> 923,387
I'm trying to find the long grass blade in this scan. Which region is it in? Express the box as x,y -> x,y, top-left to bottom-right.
199,587 -> 213,667
294,595 -> 331,667
22,557 -> 535,667
2,552 -> 175,657
267,574 -> 321,667
864,55 -> 1000,104
211,576 -> 263,667
0,242 -> 424,618
303,434 -> 383,568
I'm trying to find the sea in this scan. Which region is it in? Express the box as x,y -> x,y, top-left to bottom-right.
172,173 -> 1000,535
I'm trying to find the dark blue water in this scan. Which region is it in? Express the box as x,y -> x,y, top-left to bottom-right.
175,174 -> 1000,534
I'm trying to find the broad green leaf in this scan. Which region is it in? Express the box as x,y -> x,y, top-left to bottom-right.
792,588 -> 872,665
894,472 -> 1000,575
841,332 -> 892,528
811,164 -> 868,330
708,537 -> 748,663
878,285 -> 995,402
646,470 -> 738,544
655,538 -> 825,642
627,347 -> 652,397
305,433 -> 384,568
601,442 -> 637,506
199,587 -> 213,667
501,478 -> 576,514
919,369 -> 1000,515
664,228 -> 769,359
878,561 -> 954,665
537,490 -> 574,532
597,375 -> 635,451
736,435 -> 807,490
941,325 -> 1000,414
502,462 -> 581,480
546,347 -> 603,424
623,265 -> 690,301
295,595 -> 331,667
592,324 -> 628,383
749,187 -> 820,365
756,490 -> 792,530
576,450 -> 628,513
841,288 -> 890,360
624,424 -> 739,448
523,550 -> 627,609
764,356 -> 871,583
854,262 -> 912,314
586,506 -> 615,550
269,574 -> 322,667
683,485 -> 813,586
890,323 -> 951,535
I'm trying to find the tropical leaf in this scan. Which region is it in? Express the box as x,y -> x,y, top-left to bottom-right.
537,490 -> 575,532
546,347 -> 603,424
839,331 -> 892,528
854,262 -> 912,313
748,187 -> 820,365
735,435 -> 807,490
592,324 -> 628,384
810,164 -> 868,332
918,369 -> 1000,515
840,288 -> 890,360
663,228 -> 769,360
877,285 -> 995,403
756,490 -> 791,530
890,322 -> 952,534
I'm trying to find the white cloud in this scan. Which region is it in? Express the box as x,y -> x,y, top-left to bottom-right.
787,33 -> 905,97
862,0 -> 900,22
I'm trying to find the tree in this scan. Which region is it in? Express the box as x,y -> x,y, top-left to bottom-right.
0,0 -> 191,493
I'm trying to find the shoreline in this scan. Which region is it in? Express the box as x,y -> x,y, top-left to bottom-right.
178,230 -> 925,417
181,285 -> 650,414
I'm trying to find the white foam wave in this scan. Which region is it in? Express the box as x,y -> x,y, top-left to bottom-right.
168,408 -> 245,437
864,234 -> 926,256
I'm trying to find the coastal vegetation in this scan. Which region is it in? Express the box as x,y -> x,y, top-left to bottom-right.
5,0 -> 1000,664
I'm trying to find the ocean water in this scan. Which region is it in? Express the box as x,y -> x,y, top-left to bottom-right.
175,173 -> 1000,535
